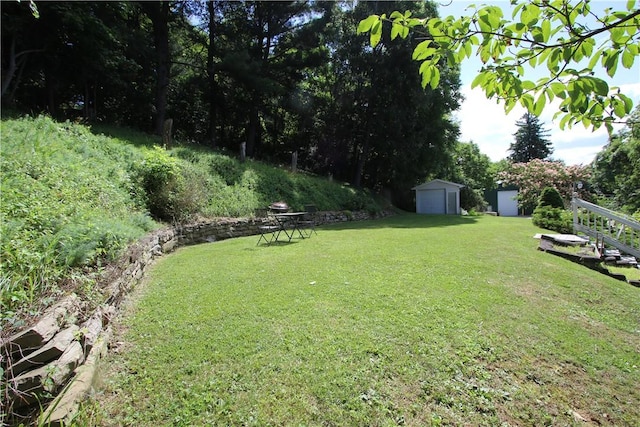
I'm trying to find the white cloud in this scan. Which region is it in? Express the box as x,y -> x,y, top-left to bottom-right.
445,0 -> 640,165
455,82 -> 640,165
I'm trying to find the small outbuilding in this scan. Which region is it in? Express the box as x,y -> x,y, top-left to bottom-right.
484,184 -> 520,216
413,179 -> 464,215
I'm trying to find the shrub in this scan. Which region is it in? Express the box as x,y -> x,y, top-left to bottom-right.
532,206 -> 573,233
538,186 -> 565,208
460,187 -> 488,212
133,146 -> 192,221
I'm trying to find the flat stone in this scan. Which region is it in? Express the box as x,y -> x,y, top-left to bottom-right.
40,329 -> 111,427
11,325 -> 80,376
2,295 -> 80,359
81,311 -> 103,353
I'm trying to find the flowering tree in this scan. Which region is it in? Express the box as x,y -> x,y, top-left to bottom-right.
497,159 -> 590,210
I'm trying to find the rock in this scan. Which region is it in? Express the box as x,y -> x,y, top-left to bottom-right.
161,238 -> 177,253
39,329 -> 111,427
2,295 -> 79,360
11,325 -> 80,376
9,340 -> 85,409
48,341 -> 85,390
80,311 -> 104,353
571,409 -> 587,422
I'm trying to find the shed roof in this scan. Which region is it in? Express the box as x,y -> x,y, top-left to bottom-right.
412,179 -> 465,191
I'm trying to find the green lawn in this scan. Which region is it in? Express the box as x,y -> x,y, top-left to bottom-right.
89,214 -> 640,426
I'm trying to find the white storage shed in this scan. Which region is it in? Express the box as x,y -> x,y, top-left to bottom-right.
413,179 -> 464,215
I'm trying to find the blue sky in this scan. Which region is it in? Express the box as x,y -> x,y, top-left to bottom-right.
436,0 -> 640,165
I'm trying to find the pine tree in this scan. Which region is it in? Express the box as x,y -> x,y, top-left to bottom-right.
508,113 -> 553,163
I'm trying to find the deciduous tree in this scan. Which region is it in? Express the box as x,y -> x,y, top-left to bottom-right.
358,0 -> 639,132
591,105 -> 640,214
498,159 -> 590,210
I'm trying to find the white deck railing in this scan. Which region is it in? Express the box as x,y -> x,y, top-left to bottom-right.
572,198 -> 640,259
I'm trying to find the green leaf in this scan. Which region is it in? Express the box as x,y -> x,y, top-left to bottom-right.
357,15 -> 379,34
622,47 -> 635,69
545,86 -> 555,103
533,92 -> 546,116
591,78 -> 609,97
520,93 -> 535,111
547,48 -> 561,72
559,112 -> 572,129
471,72 -> 488,89
603,50 -> 619,77
504,99 -> 518,115
391,23 -> 401,40
464,41 -> 472,59
588,47 -> 605,70
541,19 -> 551,42
613,99 -> 626,118
370,20 -> 382,47
412,40 -> 434,60
419,61 -> 433,89
531,27 -> 544,43
550,82 -> 566,98
609,26 -> 626,44
621,93 -> 634,113
521,3 -> 540,26
430,67 -> 441,89
390,11 -> 403,20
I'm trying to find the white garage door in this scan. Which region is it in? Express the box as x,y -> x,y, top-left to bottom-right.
497,190 -> 519,216
419,189 -> 446,214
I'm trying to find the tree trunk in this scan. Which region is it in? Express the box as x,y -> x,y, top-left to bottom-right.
1,37 -> 17,98
246,101 -> 259,157
206,1 -> 217,148
353,134 -> 369,189
142,1 -> 171,136
45,71 -> 57,117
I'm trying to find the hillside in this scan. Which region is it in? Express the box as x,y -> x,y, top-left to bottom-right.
0,115 -> 382,331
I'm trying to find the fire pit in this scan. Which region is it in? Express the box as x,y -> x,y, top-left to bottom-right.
269,201 -> 289,213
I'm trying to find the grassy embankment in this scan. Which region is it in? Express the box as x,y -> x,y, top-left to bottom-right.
0,115 -> 380,331
84,214 -> 640,426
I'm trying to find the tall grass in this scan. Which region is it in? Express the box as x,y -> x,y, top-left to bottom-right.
0,115 -> 380,330
1,116 -> 157,326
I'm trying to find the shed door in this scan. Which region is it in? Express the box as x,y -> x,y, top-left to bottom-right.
447,191 -> 457,214
419,189 -> 446,214
497,190 -> 519,216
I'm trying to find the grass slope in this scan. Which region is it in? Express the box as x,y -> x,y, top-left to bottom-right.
0,115 -> 378,330
90,214 -> 640,426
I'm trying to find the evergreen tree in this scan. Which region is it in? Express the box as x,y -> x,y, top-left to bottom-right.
508,113 -> 553,163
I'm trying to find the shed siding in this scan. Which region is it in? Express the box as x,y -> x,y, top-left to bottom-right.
418,189 -> 446,214
497,190 -> 519,216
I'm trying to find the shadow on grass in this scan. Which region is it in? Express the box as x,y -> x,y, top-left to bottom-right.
89,123 -> 162,148
323,212 -> 481,231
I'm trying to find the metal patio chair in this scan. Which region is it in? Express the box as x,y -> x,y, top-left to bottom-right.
256,208 -> 281,245
298,204 -> 318,238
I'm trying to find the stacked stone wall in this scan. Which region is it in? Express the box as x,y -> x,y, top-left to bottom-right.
1,209 -> 394,425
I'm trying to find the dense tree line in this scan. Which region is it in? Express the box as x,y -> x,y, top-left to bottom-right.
1,0 -> 462,209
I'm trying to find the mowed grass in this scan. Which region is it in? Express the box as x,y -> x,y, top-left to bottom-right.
92,214 -> 640,426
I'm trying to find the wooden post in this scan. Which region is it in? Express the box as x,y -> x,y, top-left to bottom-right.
162,118 -> 173,149
291,150 -> 298,172
240,142 -> 246,163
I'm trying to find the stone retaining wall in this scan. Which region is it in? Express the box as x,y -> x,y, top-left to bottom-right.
1,209 -> 393,426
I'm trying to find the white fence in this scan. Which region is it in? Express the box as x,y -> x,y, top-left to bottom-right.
572,198 -> 640,259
